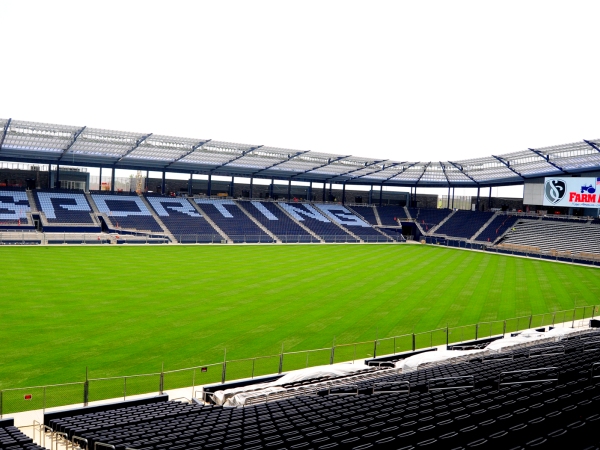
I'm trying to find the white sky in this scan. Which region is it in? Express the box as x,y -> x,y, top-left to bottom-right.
2,1 -> 599,198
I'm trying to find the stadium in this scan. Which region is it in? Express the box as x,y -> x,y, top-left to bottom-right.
1,117 -> 600,449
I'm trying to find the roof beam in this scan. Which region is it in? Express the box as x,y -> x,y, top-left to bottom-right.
414,162 -> 431,185
439,162 -> 451,185
492,155 -> 525,178
116,133 -> 153,163
326,159 -> 388,182
529,148 -> 568,174
291,155 -> 349,179
383,162 -> 420,182
583,140 -> 600,153
0,118 -> 11,151
58,126 -> 86,161
214,145 -> 263,170
448,161 -> 479,185
164,139 -> 211,169
252,150 -> 310,176
358,161 -> 405,180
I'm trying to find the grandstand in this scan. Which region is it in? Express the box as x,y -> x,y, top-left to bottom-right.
2,118 -> 600,448
13,324 -> 600,450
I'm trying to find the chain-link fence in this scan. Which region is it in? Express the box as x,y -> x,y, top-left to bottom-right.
1,305 -> 597,416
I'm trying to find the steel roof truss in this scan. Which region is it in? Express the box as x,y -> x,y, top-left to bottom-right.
448,161 -> 479,185
528,148 -> 568,174
439,162 -> 451,185
215,145 -> 263,170
252,150 -> 311,176
165,139 -> 212,168
414,162 -> 431,185
327,159 -> 388,182
0,118 -> 11,151
584,140 -> 600,153
492,155 -> 525,178
116,134 -> 153,163
383,162 -> 420,182
59,126 -> 87,161
291,155 -> 349,178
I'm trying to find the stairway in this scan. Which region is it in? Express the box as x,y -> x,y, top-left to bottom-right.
405,207 -> 427,236
274,202 -> 324,243
189,199 -> 231,243
26,190 -> 38,212
235,201 -> 281,243
138,195 -> 177,243
429,210 -> 456,234
471,211 -> 499,241
372,205 -> 382,226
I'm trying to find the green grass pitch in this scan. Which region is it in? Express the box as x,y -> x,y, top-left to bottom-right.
2,244 -> 600,391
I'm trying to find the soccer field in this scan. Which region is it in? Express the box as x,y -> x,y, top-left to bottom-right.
2,244 -> 600,390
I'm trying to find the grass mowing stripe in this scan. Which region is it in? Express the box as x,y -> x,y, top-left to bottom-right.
1,244 -> 600,389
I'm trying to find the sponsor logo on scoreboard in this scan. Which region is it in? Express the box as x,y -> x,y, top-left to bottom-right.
543,177 -> 600,207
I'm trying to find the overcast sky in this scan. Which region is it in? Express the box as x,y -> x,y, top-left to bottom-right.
2,1 -> 599,196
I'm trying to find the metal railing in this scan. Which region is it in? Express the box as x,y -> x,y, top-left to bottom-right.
0,304 -> 596,417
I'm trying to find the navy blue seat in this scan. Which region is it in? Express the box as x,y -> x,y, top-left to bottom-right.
437,211 -> 494,239
34,189 -> 95,225
314,204 -> 390,242
195,199 -> 271,243
279,203 -> 355,242
0,189 -> 31,226
476,215 -> 518,243
145,196 -> 219,242
91,194 -> 163,232
243,201 -> 314,242
376,206 -> 408,226
408,208 -> 452,231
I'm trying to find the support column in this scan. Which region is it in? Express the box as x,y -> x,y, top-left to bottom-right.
98,167 -> 102,191
207,174 -> 212,197
447,186 -> 451,209
342,182 -> 346,205
452,187 -> 455,209
55,164 -> 60,189
413,186 -> 417,207
161,171 -> 166,196
111,167 -> 116,193
307,183 -> 312,201
488,187 -> 492,210
145,170 -> 149,192
188,173 -> 193,196
229,177 -> 234,197
322,183 -> 326,202
328,183 -> 332,201
368,185 -> 373,205
476,186 -> 481,211
249,177 -> 254,199
379,183 -> 383,207
269,178 -> 274,199
287,179 -> 292,200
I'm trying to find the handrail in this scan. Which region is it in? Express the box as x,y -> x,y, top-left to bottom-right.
72,435 -> 88,450
53,431 -> 68,450
427,375 -> 475,392
372,381 -> 410,395
95,443 -> 116,450
498,366 -> 559,389
528,345 -> 565,358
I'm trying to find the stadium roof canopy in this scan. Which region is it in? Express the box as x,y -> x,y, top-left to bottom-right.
1,118 -> 600,188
